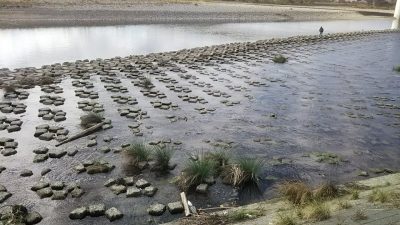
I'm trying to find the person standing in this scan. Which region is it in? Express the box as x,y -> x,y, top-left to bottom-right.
319,26 -> 324,36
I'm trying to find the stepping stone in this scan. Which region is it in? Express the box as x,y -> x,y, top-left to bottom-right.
88,204 -> 106,217
51,190 -> 68,200
135,179 -> 150,188
196,184 -> 208,194
1,148 -> 17,156
33,147 -> 49,154
71,188 -> 85,198
147,203 -> 166,216
48,150 -> 67,158
36,187 -> 53,199
50,181 -> 65,190
31,182 -> 50,191
33,154 -> 48,163
7,125 -> 20,132
104,178 -> 116,187
167,202 -> 184,214
110,185 -> 126,195
143,186 -> 158,197
105,207 -> 123,222
67,149 -> 78,156
41,168 -> 51,176
20,169 -> 33,177
0,191 -> 11,203
39,133 -> 54,141
69,206 -> 88,220
25,211 -> 42,225
126,187 -> 141,197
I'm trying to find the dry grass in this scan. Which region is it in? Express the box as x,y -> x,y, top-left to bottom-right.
314,182 -> 339,200
279,181 -> 313,205
276,213 -> 297,225
178,208 -> 264,225
125,142 -> 152,165
80,112 -> 103,128
301,201 -> 331,222
38,76 -> 55,85
338,200 -> 352,209
352,209 -> 368,221
3,84 -> 16,93
221,158 -> 263,187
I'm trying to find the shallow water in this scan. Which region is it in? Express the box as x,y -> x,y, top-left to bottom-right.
0,19 -> 393,69
0,31 -> 399,225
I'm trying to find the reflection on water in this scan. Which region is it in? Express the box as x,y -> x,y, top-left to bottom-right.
0,19 -> 392,69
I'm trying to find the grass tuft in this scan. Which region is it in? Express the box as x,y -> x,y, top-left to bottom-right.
394,65 -> 400,73
143,75 -> 153,89
125,142 -> 152,165
314,182 -> 339,200
276,213 -> 297,225
38,76 -> 55,85
222,158 -> 263,187
302,202 -> 331,222
227,208 -> 264,222
177,159 -> 215,191
279,181 -> 313,205
153,146 -> 174,173
272,55 -> 288,64
3,84 -> 16,93
352,209 -> 368,221
80,112 -> 103,128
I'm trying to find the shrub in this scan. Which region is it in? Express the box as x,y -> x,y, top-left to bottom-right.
352,209 -> 367,221
205,149 -> 231,174
38,76 -> 55,85
276,213 -> 297,225
18,77 -> 35,86
351,190 -> 360,200
222,158 -> 263,187
3,84 -> 16,93
272,55 -> 288,64
279,181 -> 313,205
143,75 -> 152,89
153,146 -> 174,173
125,142 -> 152,164
177,159 -> 215,190
302,202 -> 331,222
80,112 -> 103,128
394,65 -> 400,73
314,182 -> 339,200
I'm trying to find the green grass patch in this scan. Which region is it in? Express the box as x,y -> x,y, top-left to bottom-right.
153,146 -> 174,173
272,55 -> 288,64
276,213 -> 297,225
222,158 -> 263,187
394,65 -> 400,73
177,159 -> 216,190
125,142 -> 152,164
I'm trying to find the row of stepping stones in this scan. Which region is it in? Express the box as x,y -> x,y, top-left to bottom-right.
75,89 -> 99,99
0,184 -> 12,203
41,85 -> 63,94
140,89 -> 166,99
34,124 -> 69,142
104,84 -> 128,93
74,159 -> 115,174
0,116 -> 22,132
0,102 -> 26,114
155,76 -> 178,84
38,108 -> 66,122
0,205 -> 42,225
150,100 -> 178,110
203,89 -> 231,98
72,80 -> 94,88
194,106 -> 216,114
104,178 -> 157,197
245,80 -> 268,87
147,202 -> 184,216
4,90 -> 29,99
100,76 -> 121,84
0,137 -> 18,156
225,84 -> 248,92
111,95 -> 138,105
32,147 -> 77,163
31,181 -> 84,199
39,95 -> 65,106
190,80 -> 213,88
77,100 -> 104,112
118,107 -> 148,119
70,204 -> 123,221
220,99 -> 240,106
177,94 -> 208,104
132,80 -> 155,89
165,84 -> 192,93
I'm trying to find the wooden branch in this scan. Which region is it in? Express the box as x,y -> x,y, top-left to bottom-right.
180,192 -> 191,217
55,121 -> 106,147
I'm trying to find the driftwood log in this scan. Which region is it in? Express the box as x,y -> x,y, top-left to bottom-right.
180,192 -> 191,217
55,121 -> 106,147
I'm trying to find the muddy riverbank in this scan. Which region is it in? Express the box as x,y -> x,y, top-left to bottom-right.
0,29 -> 399,225
0,1 -> 393,28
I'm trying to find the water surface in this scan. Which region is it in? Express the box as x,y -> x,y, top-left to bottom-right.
0,19 -> 393,69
